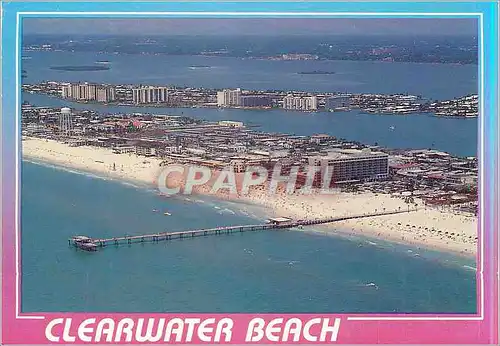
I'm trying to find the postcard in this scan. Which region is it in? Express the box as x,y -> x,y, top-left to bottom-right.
1,1 -> 498,344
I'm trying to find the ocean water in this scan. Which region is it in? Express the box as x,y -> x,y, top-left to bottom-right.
21,161 -> 476,313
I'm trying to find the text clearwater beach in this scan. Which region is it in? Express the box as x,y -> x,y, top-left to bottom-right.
45,317 -> 342,343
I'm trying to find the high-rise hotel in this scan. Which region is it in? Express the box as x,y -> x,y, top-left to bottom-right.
61,83 -> 116,103
132,86 -> 169,104
216,88 -> 242,107
307,149 -> 389,184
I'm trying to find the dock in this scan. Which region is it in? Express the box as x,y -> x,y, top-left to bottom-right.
69,208 -> 415,251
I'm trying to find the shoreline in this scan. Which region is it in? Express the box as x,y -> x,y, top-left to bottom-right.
22,137 -> 478,258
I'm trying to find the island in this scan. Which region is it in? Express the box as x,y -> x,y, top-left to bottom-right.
297,70 -> 336,75
22,81 -> 478,117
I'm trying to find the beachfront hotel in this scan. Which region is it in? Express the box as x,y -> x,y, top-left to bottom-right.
61,83 -> 116,103
132,86 -> 170,104
283,95 -> 318,111
308,149 -> 389,184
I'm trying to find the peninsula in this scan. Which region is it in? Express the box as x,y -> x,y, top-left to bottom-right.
22,81 -> 478,117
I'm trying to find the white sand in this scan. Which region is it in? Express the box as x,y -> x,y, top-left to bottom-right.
22,137 -> 164,186
22,137 -> 478,256
242,188 -> 477,256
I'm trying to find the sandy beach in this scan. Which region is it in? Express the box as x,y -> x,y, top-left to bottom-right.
242,188 -> 477,256
22,137 -> 165,186
22,137 -> 478,257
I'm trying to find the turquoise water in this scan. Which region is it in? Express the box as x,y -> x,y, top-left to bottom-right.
21,161 -> 476,313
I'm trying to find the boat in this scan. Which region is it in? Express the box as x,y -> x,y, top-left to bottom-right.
152,209 -> 158,212
389,126 -> 395,130
164,212 -> 171,216
297,70 -> 335,75
188,65 -> 211,69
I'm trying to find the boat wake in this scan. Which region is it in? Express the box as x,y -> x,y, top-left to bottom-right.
463,265 -> 477,271
363,282 -> 379,290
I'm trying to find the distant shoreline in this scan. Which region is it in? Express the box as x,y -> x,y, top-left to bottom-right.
297,71 -> 336,75
50,65 -> 111,72
21,47 -> 479,66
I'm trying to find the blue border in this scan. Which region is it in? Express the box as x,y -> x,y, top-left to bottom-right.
0,1 -> 496,15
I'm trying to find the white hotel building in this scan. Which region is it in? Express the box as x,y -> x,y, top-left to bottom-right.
132,86 -> 169,104
217,88 -> 242,107
308,149 -> 389,183
283,95 -> 318,111
61,83 -> 116,103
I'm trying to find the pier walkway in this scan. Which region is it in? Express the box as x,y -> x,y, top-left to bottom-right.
70,209 -> 415,250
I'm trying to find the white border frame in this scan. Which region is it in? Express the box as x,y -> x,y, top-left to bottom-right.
15,11 -> 485,322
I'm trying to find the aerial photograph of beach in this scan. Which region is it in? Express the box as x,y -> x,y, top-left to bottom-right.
21,17 -> 478,313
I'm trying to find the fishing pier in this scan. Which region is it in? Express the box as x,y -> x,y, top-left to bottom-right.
70,209 -> 414,251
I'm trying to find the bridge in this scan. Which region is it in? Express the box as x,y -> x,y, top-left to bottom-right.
69,208 -> 415,251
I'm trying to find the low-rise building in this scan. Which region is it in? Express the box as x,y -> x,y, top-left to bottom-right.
326,95 -> 351,111
136,146 -> 156,156
112,146 -> 135,154
218,120 -> 244,128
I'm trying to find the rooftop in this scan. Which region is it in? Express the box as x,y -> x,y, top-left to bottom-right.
312,148 -> 388,160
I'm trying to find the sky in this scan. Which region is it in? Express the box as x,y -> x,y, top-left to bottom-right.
23,18 -> 477,36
